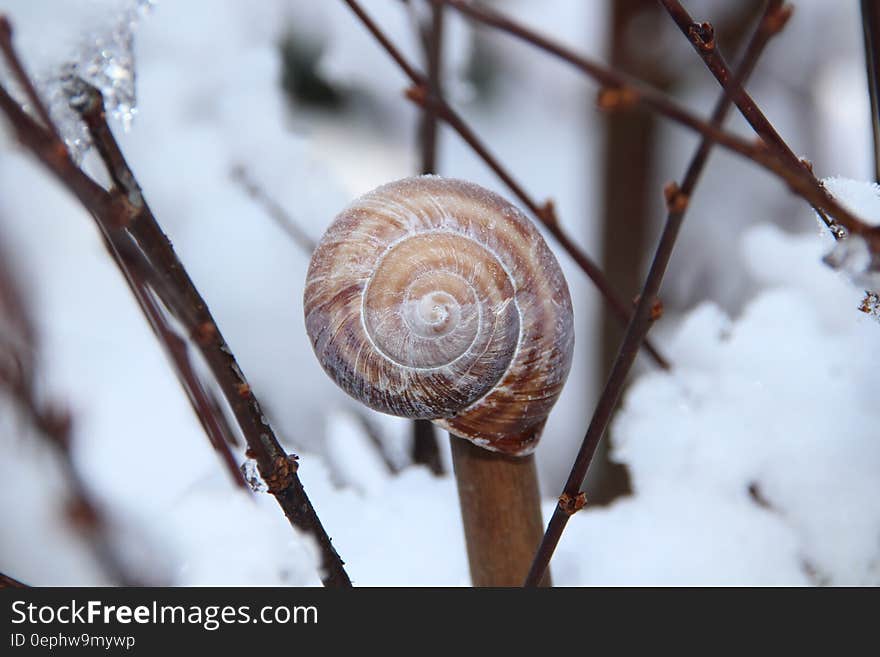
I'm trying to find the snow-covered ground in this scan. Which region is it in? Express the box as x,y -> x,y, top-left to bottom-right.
0,0 -> 877,585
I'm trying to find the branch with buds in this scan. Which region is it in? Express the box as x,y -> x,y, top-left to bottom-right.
0,15 -> 351,588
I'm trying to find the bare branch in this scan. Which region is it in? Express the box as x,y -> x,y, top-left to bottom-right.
341,0 -> 671,369
525,0 -> 786,586
229,165 -> 404,477
0,24 -> 351,587
418,0 -> 444,176
230,165 -> 317,253
441,0 -> 880,247
658,0 -> 833,232
0,16 -> 61,142
0,230 -> 144,585
135,278 -> 249,489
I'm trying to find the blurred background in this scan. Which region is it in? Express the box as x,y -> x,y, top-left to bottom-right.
0,0 -> 876,585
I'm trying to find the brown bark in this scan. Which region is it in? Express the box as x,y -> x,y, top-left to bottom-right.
343,0 -> 671,370
593,0 -> 765,505
450,436 -> 549,587
0,19 -> 351,588
526,0 -> 787,587
439,1 -> 878,243
595,0 -> 670,504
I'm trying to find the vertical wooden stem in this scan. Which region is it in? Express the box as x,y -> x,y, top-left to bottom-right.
596,0 -> 667,505
449,434 -> 550,587
410,1 -> 447,475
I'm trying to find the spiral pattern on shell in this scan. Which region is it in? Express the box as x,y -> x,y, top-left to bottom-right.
304,176 -> 574,455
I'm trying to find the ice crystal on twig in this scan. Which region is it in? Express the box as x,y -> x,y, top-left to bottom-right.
240,458 -> 268,493
39,0 -> 153,161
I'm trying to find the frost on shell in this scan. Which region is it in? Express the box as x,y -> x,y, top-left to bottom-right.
303,176 -> 575,456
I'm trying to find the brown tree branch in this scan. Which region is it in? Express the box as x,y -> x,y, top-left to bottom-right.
525,0 -> 787,587
418,0 -> 444,176
341,0 -> 671,370
0,231 -> 144,586
134,276 -> 249,489
440,0 -> 880,248
56,97 -> 249,489
78,89 -> 351,587
77,85 -> 351,587
0,17 -> 60,142
0,18 -> 351,587
658,0 -> 834,231
593,0 -> 671,505
229,164 -> 402,477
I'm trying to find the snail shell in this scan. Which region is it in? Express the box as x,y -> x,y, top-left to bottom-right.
303,176 -> 574,455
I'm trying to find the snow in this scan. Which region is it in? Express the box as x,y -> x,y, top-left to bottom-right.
592,225 -> 880,585
823,177 -> 880,226
0,0 -> 877,586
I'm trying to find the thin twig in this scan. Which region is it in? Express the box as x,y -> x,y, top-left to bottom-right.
341,0 -> 670,369
525,0 -> 787,587
351,410 -> 402,475
229,165 -> 402,475
0,246 -> 34,355
77,87 -> 351,587
0,77 -> 229,493
419,0 -> 444,175
658,0 -> 833,231
0,16 -> 61,142
135,277 -> 249,489
230,165 -> 317,253
58,93 -> 249,490
411,0 -> 446,475
0,234 -> 143,586
0,24 -> 351,587
440,0 -> 880,247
